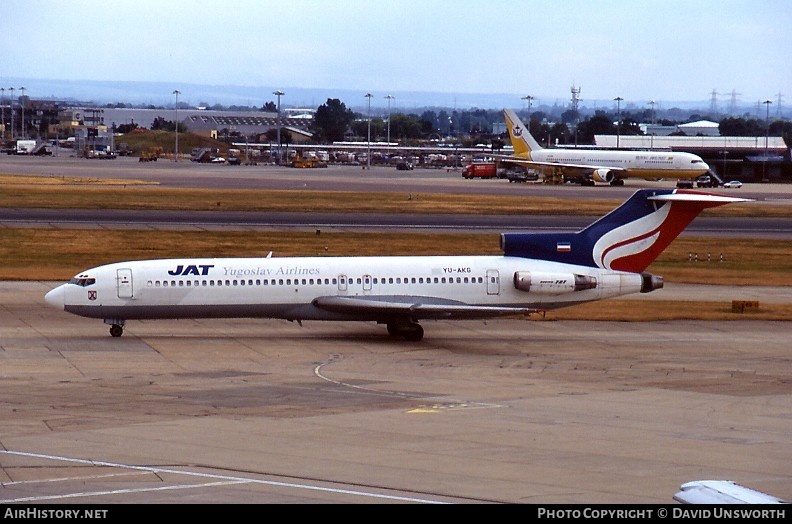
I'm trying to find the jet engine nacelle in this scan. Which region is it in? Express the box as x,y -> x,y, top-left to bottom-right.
592,168 -> 615,184
513,271 -> 597,295
641,273 -> 664,293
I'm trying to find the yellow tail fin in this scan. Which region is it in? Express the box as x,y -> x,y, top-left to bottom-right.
504,108 -> 542,159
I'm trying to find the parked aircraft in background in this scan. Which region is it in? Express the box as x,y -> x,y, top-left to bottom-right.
45,189 -> 746,341
502,109 -> 711,186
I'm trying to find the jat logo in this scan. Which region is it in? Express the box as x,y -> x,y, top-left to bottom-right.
168,264 -> 214,276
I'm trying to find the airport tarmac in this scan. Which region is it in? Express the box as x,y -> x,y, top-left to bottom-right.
3,154 -> 792,204
1,281 -> 791,504
1,155 -> 791,504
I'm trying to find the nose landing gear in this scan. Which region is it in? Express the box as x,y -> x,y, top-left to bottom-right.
104,319 -> 126,337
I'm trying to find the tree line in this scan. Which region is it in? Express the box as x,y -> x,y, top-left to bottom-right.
116,97 -> 792,148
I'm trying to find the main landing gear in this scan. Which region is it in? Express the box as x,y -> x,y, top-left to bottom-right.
104,319 -> 126,337
386,321 -> 424,341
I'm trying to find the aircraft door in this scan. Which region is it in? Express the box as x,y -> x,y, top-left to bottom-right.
117,268 -> 134,299
362,274 -> 372,294
337,274 -> 348,295
486,269 -> 500,295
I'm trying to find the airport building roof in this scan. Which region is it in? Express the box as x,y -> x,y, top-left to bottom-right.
93,108 -> 312,135
595,134 -> 788,153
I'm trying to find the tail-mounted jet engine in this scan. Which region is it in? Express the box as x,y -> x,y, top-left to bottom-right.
513,272 -> 597,295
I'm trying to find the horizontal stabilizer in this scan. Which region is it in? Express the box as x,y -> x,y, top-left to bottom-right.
648,191 -> 751,204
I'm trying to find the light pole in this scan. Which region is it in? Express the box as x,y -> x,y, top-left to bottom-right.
614,96 -> 623,148
273,90 -> 284,164
173,90 -> 180,161
384,94 -> 394,148
763,99 -> 772,150
521,95 -> 534,121
0,87 -> 4,140
19,86 -> 25,139
763,99 -> 772,181
364,93 -> 372,170
648,100 -> 656,149
8,87 -> 15,139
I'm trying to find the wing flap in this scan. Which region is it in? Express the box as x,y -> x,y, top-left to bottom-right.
312,295 -> 540,320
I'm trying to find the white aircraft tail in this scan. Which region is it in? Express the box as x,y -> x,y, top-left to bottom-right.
504,108 -> 544,158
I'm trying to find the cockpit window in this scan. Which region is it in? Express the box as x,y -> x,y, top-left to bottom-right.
69,277 -> 96,287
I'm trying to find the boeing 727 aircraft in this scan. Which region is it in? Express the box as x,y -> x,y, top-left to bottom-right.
44,189 -> 746,341
502,108 -> 711,186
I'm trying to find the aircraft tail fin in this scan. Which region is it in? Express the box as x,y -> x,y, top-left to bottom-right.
501,189 -> 750,273
504,108 -> 543,158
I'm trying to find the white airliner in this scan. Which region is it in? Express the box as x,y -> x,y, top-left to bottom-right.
502,108 -> 711,186
44,189 -> 746,340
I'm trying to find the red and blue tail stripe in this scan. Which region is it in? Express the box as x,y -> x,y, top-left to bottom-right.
501,189 -> 747,272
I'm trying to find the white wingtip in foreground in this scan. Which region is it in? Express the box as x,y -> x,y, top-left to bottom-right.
45,189 -> 749,340
674,480 -> 789,504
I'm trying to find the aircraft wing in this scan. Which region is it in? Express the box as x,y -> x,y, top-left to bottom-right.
312,295 -> 540,320
495,154 -> 628,174
674,481 -> 789,504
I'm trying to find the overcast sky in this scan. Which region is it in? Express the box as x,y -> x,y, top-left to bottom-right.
2,0 -> 790,110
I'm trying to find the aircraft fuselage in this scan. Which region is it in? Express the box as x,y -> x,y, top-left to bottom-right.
45,255 -> 644,322
529,148 -> 709,179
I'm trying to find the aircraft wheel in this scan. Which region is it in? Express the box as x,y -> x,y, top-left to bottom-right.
403,323 -> 424,342
109,324 -> 124,337
386,322 -> 424,341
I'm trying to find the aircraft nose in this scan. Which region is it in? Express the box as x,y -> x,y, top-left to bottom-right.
45,285 -> 65,309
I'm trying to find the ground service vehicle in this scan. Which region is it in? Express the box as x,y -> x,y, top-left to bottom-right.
462,163 -> 497,179
291,151 -> 327,168
139,147 -> 163,162
506,170 -> 540,183
696,175 -> 714,188
15,140 -> 37,154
